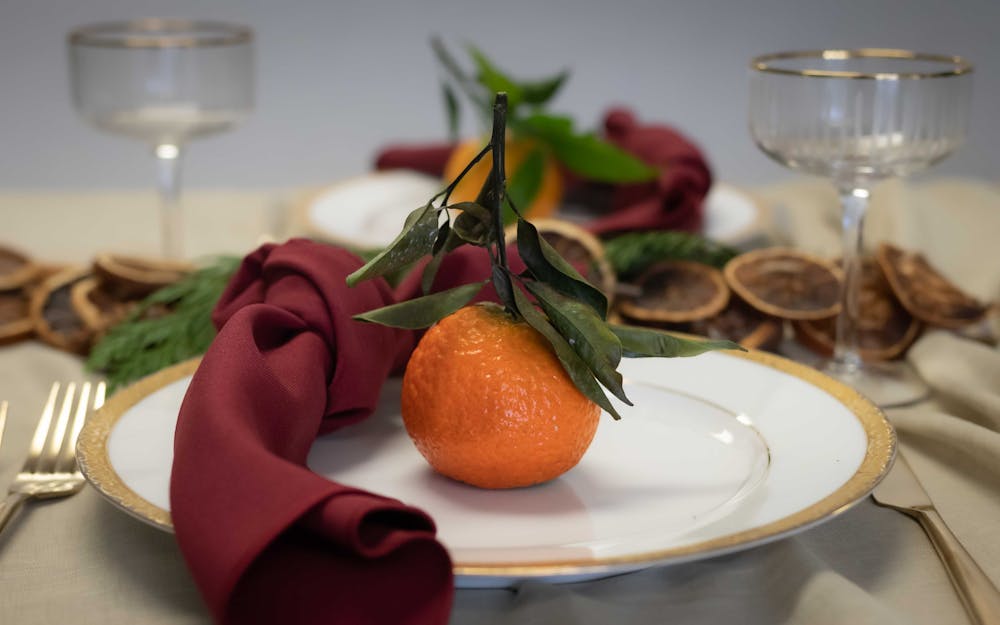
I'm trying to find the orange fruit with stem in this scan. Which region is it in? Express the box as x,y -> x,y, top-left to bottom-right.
442,136 -> 564,219
401,302 -> 600,489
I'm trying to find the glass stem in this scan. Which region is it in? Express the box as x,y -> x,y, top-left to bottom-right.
155,144 -> 183,259
833,185 -> 869,374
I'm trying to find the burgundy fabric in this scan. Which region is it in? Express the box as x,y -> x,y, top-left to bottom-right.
171,239 -> 454,625
371,108 -> 712,236
585,108 -> 712,235
374,143 -> 455,177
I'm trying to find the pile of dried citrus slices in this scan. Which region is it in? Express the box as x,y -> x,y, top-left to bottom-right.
601,237 -> 993,361
0,245 -> 191,354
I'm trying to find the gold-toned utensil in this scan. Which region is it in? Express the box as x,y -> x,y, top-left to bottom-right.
0,400 -> 8,450
0,382 -> 105,535
872,453 -> 1000,625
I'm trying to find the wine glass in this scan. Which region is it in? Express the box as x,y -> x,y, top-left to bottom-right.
68,19 -> 254,259
749,49 -> 972,407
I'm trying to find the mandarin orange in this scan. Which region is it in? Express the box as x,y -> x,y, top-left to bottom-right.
401,302 -> 600,489
442,136 -> 564,219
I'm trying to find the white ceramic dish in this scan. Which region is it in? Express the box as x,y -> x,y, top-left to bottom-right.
78,349 -> 893,588
300,170 -> 766,249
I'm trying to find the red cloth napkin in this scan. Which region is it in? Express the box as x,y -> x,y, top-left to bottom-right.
373,108 -> 712,235
587,108 -> 711,235
171,239 -> 454,625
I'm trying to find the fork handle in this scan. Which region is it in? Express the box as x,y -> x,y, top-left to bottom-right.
0,492 -> 27,536
911,507 -> 1000,625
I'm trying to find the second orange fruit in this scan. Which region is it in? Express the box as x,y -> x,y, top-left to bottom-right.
442,136 -> 564,219
401,302 -> 600,489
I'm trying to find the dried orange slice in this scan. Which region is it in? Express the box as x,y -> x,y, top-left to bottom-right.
507,218 -> 617,301
0,245 -> 39,291
724,248 -> 842,320
0,289 -> 34,344
877,243 -> 988,329
616,260 -> 729,324
794,258 -> 920,361
71,276 -> 135,336
690,298 -> 782,351
93,252 -> 192,300
29,267 -> 94,354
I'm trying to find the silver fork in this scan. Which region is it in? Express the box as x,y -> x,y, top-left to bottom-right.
0,382 -> 106,535
0,400 -> 8,451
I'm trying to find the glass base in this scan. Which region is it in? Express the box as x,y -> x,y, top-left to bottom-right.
820,359 -> 929,408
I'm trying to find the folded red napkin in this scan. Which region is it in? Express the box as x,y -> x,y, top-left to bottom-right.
171,239 -> 454,625
587,108 -> 711,235
374,143 -> 455,177
373,108 -> 712,235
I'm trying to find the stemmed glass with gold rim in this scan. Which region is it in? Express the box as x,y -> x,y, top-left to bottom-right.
749,49 -> 973,407
68,19 -> 255,259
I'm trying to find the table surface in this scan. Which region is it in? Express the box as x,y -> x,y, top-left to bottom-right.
0,177 -> 998,625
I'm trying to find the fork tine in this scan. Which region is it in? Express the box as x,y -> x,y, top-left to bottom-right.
93,381 -> 106,411
60,382 -> 92,474
22,383 -> 61,473
39,383 -> 76,473
0,400 -> 8,451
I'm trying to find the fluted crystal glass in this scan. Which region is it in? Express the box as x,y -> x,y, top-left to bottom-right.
749,49 -> 972,406
68,19 -> 254,259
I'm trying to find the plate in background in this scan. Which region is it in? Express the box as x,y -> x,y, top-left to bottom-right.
300,170 -> 767,249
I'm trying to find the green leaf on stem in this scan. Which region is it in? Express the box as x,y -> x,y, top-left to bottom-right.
505,148 -> 544,225
524,280 -> 630,405
354,282 -> 486,329
442,81 -> 461,141
517,113 -> 657,183
347,202 -> 440,286
611,324 -> 745,358
509,278 -> 623,420
469,46 -> 522,106
450,201 -> 493,246
516,218 -> 608,318
520,71 -> 569,106
421,220 -> 454,294
491,264 -> 517,314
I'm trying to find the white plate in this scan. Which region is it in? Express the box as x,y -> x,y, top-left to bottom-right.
78,349 -> 893,588
300,171 -> 766,248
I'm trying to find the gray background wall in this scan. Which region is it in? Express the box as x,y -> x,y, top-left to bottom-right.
1,0 -> 996,190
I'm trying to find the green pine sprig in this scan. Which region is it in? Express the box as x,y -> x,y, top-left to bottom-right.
604,231 -> 739,280
348,93 -> 743,420
86,256 -> 241,391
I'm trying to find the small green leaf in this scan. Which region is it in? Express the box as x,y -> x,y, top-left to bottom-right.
516,218 -> 608,318
450,202 -> 493,246
474,165 -> 501,213
517,114 -> 657,183
469,46 -> 523,107
509,281 -> 622,420
422,220 -> 453,294
354,282 -> 486,329
347,202 -> 440,286
491,265 -> 517,314
611,324 -> 745,358
505,148 -> 544,225
513,113 -> 572,135
520,70 -> 569,106
442,81 -> 461,141
525,280 -> 630,405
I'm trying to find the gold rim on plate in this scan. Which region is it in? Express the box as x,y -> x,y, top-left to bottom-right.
68,19 -> 253,49
751,48 -> 972,80
77,349 -> 895,576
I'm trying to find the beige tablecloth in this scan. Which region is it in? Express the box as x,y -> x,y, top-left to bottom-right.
0,179 -> 998,624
